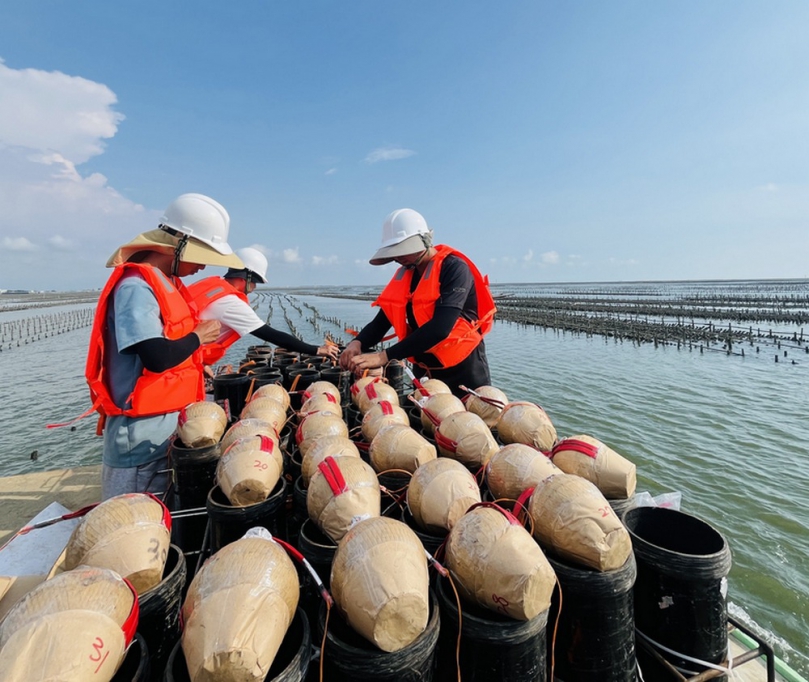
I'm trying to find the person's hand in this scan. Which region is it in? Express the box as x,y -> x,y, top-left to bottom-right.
339,339 -> 363,370
350,350 -> 388,374
203,365 -> 215,379
318,344 -> 340,361
194,320 -> 221,345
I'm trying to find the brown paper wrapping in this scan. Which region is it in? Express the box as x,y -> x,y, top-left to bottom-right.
217,435 -> 284,506
177,401 -> 228,447
301,437 -> 361,485
251,384 -> 291,413
357,380 -> 399,414
0,567 -> 134,682
411,378 -> 451,401
486,443 -> 560,501
182,533 -> 299,682
497,402 -> 558,451
221,419 -> 279,452
369,425 -> 437,475
464,385 -> 508,428
445,506 -> 555,621
64,493 -> 170,592
302,380 -> 342,403
435,411 -> 499,468
407,458 -> 481,533
330,517 -> 429,652
297,412 -> 350,458
300,393 -> 342,418
528,473 -> 632,571
419,393 -> 466,437
307,456 -> 381,541
550,434 -> 637,498
240,397 -> 288,434
361,401 -> 410,442
350,376 -> 378,407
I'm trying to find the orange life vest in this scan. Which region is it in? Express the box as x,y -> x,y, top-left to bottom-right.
373,245 -> 496,369
186,277 -> 249,364
85,263 -> 205,428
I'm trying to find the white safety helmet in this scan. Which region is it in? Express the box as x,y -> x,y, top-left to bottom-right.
230,247 -> 269,284
369,208 -> 434,265
159,193 -> 234,255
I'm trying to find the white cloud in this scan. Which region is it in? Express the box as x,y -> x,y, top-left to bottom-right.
757,183 -> 778,192
2,236 -> 37,251
523,249 -> 534,262
312,254 -> 338,266
282,247 -> 301,264
541,250 -> 560,265
365,146 -> 416,164
0,58 -> 124,165
48,235 -> 74,251
325,168 -> 337,176
0,60 -> 153,289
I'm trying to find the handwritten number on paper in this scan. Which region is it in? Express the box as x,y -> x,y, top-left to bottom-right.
89,637 -> 110,673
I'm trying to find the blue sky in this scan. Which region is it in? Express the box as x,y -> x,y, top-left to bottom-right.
1,1 -> 808,290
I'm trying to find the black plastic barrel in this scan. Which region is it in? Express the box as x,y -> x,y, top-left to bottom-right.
298,519 -> 338,628
244,367 -> 284,389
320,367 -> 353,405
206,479 -> 288,553
164,607 -> 311,682
137,544 -> 187,676
318,589 -> 440,682
212,373 -> 251,421
384,360 -> 405,392
402,509 -> 447,557
436,575 -> 548,681
169,439 -> 219,555
547,552 -> 637,681
287,368 -> 321,410
112,633 -> 150,681
286,475 -> 308,547
624,506 -> 732,680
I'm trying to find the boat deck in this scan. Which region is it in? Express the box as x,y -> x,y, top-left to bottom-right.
0,465 -> 100,545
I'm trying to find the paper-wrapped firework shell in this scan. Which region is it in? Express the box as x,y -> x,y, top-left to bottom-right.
64,493 -> 171,593
497,402 -> 557,451
419,393 -> 466,437
357,380 -> 399,414
528,473 -> 631,571
435,411 -> 499,468
550,434 -> 637,498
369,424 -> 437,475
300,392 -> 342,418
411,378 -> 452,401
221,418 -> 279,452
182,531 -> 299,682
307,455 -> 380,541
407,458 -> 481,533
240,396 -> 288,434
216,435 -> 284,506
350,376 -> 379,407
301,436 -> 361,485
331,517 -> 429,652
0,566 -> 136,682
297,411 -> 350,457
177,401 -> 228,447
303,380 -> 342,403
464,385 -> 508,428
361,400 -> 409,442
486,443 -> 560,501
251,384 -> 291,413
445,506 -> 555,621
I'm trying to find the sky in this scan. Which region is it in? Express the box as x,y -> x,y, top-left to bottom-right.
1,1 -> 808,290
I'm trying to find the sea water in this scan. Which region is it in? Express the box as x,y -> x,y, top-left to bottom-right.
0,283 -> 807,675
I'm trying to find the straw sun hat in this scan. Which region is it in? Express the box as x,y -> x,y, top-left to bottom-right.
106,228 -> 244,269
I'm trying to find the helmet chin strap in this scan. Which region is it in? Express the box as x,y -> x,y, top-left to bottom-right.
171,235 -> 189,278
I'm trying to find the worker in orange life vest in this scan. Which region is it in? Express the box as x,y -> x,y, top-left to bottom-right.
339,209 -> 496,397
87,193 -> 243,500
187,247 -> 339,365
